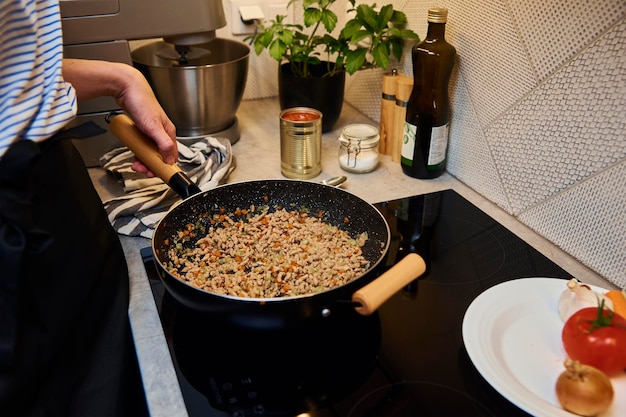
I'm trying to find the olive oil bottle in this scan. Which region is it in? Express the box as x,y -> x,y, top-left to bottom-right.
401,8 -> 456,179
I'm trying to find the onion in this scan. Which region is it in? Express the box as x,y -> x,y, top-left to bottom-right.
555,359 -> 614,416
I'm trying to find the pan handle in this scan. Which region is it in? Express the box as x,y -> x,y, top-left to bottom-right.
352,253 -> 426,316
107,113 -> 201,199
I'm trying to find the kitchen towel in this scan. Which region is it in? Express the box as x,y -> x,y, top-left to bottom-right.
100,137 -> 235,238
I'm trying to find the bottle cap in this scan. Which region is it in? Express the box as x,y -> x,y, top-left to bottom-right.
427,8 -> 448,23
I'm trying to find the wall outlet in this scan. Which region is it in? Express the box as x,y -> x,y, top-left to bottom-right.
229,0 -> 292,36
230,0 -> 260,35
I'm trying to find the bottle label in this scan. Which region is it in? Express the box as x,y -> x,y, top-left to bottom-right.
428,124 -> 449,167
401,122 -> 449,169
401,122 -> 417,165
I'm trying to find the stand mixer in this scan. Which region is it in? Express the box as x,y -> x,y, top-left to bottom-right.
60,0 -> 247,166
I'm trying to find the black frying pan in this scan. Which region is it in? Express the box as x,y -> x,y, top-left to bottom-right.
109,113 -> 425,328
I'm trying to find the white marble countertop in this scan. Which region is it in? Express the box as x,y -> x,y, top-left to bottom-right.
89,97 -> 613,417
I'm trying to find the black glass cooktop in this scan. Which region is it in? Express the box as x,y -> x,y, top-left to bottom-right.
142,189 -> 571,416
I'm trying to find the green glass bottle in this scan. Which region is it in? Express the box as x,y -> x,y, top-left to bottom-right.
401,8 -> 456,179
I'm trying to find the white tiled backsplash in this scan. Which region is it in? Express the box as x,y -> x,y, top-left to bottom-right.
217,0 -> 626,288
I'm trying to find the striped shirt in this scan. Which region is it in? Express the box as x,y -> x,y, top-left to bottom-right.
0,0 -> 77,159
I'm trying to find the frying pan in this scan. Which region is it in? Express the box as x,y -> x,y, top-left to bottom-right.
108,114 -> 426,328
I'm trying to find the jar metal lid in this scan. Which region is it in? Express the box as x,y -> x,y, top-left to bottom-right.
339,124 -> 380,147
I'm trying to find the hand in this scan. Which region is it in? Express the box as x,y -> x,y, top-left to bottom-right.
111,66 -> 178,176
62,59 -> 178,176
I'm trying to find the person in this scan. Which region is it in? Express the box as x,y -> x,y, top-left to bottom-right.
0,0 -> 178,415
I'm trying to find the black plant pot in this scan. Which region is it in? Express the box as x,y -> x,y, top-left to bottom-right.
278,62 -> 346,132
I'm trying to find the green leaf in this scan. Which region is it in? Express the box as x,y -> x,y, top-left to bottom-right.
269,39 -> 286,61
303,7 -> 322,27
372,43 -> 390,69
320,9 -> 338,33
307,56 -> 321,66
350,29 -> 371,44
334,55 -> 344,69
258,30 -> 275,48
356,4 -> 378,31
318,0 -> 331,8
253,39 -> 267,56
279,29 -> 293,46
293,31 -> 310,42
290,53 -> 305,63
340,19 -> 362,40
389,37 -> 403,61
386,27 -> 400,37
377,4 -> 394,29
390,10 -> 409,26
400,29 -> 420,40
345,48 -> 367,74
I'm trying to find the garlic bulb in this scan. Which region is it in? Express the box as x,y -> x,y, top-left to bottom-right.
557,279 -> 613,322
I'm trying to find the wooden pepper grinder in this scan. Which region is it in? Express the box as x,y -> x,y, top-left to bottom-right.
392,75 -> 414,162
379,70 -> 400,156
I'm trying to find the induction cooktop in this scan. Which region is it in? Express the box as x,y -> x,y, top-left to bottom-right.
141,189 -> 571,416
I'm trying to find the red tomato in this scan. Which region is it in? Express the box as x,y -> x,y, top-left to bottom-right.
562,305 -> 626,376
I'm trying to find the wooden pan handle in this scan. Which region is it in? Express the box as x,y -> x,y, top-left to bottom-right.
352,253 -> 426,315
108,113 -> 201,199
108,113 -> 181,183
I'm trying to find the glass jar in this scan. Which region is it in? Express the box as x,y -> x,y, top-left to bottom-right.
338,124 -> 380,173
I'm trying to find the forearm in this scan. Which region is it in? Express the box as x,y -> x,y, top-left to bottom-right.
62,59 -> 143,102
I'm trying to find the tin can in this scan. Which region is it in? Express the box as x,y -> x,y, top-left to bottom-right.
280,107 -> 322,179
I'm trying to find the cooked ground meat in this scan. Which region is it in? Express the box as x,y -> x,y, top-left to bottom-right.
164,206 -> 370,298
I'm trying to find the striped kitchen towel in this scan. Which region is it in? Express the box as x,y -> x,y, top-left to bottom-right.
100,136 -> 235,238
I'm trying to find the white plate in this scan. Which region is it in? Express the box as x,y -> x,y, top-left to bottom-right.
462,277 -> 625,417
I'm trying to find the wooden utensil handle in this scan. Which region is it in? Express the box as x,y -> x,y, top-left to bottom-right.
352,253 -> 426,315
108,113 -> 181,183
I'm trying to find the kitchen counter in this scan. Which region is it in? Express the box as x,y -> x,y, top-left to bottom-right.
88,97 -> 614,417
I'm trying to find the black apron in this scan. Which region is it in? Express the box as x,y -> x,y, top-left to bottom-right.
0,129 -> 147,416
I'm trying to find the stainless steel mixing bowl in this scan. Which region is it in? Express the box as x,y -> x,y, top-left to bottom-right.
132,38 -> 249,138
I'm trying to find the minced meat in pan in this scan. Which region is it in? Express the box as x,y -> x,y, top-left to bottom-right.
164,204 -> 370,298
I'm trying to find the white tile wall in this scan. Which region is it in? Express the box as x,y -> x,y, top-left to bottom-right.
219,0 -> 626,287
487,18 -> 626,214
519,162 -> 626,287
